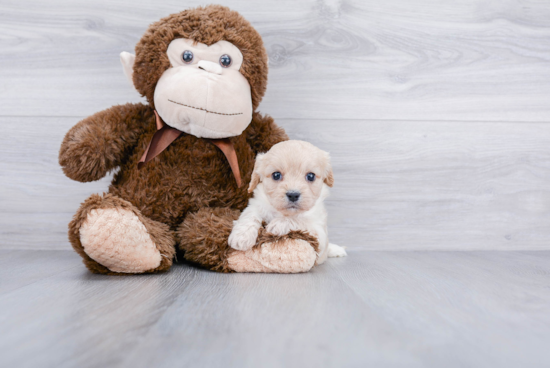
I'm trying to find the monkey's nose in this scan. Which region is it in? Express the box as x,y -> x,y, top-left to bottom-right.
198,60 -> 223,75
286,191 -> 300,202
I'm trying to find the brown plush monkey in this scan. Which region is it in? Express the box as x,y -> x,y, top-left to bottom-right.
59,5 -> 319,274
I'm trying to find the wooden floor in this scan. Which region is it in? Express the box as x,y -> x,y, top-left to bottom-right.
1,250 -> 549,368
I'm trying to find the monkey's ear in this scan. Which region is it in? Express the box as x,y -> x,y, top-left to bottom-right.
120,52 -> 136,89
248,153 -> 265,193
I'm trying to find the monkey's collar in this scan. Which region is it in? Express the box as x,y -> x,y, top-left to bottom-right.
137,111 -> 242,188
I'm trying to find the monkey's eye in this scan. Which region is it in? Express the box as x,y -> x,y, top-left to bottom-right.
182,50 -> 194,63
306,173 -> 316,182
219,54 -> 232,67
272,172 -> 282,181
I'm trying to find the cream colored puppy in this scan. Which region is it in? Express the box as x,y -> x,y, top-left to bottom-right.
228,140 -> 347,264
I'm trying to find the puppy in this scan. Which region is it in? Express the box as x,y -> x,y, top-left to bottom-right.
228,140 -> 347,264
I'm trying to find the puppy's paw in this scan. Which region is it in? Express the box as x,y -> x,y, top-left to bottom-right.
266,219 -> 291,236
327,243 -> 347,258
228,227 -> 258,251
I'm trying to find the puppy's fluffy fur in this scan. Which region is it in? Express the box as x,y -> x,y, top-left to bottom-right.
229,140 -> 347,264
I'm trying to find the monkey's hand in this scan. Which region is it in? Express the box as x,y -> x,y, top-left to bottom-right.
59,103 -> 152,182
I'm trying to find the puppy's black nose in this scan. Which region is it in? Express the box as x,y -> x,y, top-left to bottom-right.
286,191 -> 300,202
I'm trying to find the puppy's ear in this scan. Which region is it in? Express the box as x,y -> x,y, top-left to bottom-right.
323,153 -> 334,187
248,153 -> 265,193
324,166 -> 334,187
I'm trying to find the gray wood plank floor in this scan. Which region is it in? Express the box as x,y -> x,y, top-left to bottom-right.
1,250 -> 549,368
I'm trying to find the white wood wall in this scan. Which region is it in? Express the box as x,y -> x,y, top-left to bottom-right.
2,0 -> 550,250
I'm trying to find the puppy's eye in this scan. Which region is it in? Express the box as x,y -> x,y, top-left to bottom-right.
306,173 -> 316,182
272,172 -> 282,181
182,50 -> 194,63
219,54 -> 232,67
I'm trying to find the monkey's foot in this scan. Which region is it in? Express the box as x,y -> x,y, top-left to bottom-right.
177,207 -> 319,273
80,208 -> 162,273
69,193 -> 175,275
227,236 -> 318,273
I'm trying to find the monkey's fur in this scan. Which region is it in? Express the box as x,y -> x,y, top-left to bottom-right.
59,5 -> 318,274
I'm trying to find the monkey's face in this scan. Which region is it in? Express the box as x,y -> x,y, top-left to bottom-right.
121,37 -> 254,139
152,39 -> 253,139
126,6 -> 269,138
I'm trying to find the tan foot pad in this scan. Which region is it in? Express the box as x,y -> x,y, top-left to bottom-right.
227,239 -> 317,273
80,208 -> 161,273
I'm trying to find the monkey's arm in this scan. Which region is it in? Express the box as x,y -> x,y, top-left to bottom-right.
245,112 -> 289,154
59,103 -> 152,182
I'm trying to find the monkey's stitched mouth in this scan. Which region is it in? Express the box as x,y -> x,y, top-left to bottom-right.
168,99 -> 243,116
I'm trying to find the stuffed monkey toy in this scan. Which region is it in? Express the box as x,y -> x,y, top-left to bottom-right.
59,5 -> 319,274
